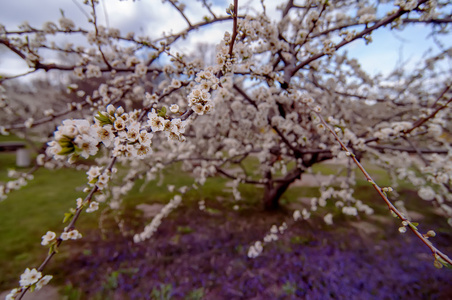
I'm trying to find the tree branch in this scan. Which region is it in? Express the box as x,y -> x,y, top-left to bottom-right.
315,110 -> 452,268
228,0 -> 239,57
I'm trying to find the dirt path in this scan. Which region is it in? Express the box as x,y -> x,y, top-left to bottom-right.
0,285 -> 59,300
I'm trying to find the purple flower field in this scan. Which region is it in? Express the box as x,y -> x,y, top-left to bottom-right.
60,204 -> 452,300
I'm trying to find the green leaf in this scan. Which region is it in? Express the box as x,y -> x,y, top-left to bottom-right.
177,226 -> 194,234
49,243 -> 58,254
157,106 -> 167,117
334,125 -> 345,133
436,256 -> 452,270
95,112 -> 114,126
408,222 -> 419,230
58,140 -> 73,148
58,136 -> 75,148
206,207 -> 221,215
59,135 -> 73,143
57,146 -> 75,156
63,211 -> 74,223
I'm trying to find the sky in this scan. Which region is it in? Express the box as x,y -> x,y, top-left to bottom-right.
0,0 -> 450,79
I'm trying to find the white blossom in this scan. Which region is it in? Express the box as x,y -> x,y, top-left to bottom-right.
36,275 -> 53,290
170,104 -> 179,113
19,268 -> 42,287
41,231 -> 56,246
247,241 -> 263,258
418,186 -> 436,201
86,201 -> 99,213
324,213 -> 333,225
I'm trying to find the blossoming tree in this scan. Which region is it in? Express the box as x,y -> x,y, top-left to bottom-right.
1,0 -> 452,298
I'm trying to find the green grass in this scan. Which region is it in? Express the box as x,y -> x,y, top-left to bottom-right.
0,153 -> 19,181
0,153 -> 99,289
120,155 -> 406,215
0,134 -> 26,143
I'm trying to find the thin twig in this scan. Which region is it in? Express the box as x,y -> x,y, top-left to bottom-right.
200,0 -> 217,19
90,0 -> 113,70
314,110 -> 452,267
16,156 -> 117,300
168,0 -> 192,28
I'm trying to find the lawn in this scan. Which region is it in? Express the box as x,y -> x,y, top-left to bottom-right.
0,152 -> 99,289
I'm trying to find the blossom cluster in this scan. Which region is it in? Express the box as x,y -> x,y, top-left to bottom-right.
293,209 -> 311,221
247,222 -> 287,258
46,104 -> 189,162
187,68 -> 219,115
61,229 -> 82,241
309,181 -> 374,218
87,166 -> 110,190
94,105 -> 153,159
373,121 -> 412,140
147,108 -> 187,141
46,119 -> 98,161
5,269 -> 53,300
0,173 -> 33,202
133,194 -> 183,243
395,0 -> 418,11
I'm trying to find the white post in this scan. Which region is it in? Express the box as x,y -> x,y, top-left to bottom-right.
16,148 -> 31,167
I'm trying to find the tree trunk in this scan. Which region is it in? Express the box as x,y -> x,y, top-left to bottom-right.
263,168 -> 303,210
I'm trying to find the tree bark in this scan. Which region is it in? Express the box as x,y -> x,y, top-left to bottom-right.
263,168 -> 303,210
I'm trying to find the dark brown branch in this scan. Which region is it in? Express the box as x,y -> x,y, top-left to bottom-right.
430,85 -> 451,108
282,0 -> 294,18
0,38 -> 27,60
272,125 -> 302,157
233,84 -> 258,108
404,97 -> 452,135
216,167 -> 263,185
0,69 -> 39,82
402,17 -> 452,24
228,0 -> 239,57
